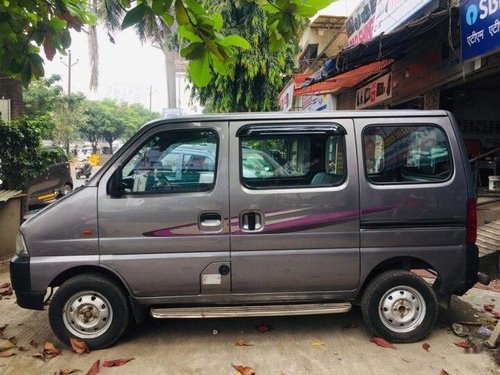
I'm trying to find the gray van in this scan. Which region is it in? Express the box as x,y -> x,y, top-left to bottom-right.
11,111 -> 485,349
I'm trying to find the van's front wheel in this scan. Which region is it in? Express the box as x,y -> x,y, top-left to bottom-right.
49,273 -> 129,350
361,270 -> 437,343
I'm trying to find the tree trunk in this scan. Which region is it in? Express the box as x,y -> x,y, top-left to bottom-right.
108,140 -> 113,154
162,36 -> 177,110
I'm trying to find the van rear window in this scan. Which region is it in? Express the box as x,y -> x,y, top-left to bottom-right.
363,125 -> 452,184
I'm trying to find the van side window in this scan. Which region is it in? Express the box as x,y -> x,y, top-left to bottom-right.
121,130 -> 217,194
363,125 -> 452,184
240,132 -> 346,189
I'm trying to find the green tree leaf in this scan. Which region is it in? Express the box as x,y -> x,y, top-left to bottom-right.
122,3 -> 151,29
178,24 -> 202,42
184,0 -> 207,16
180,42 -> 205,59
188,49 -> 212,87
175,0 -> 190,25
224,35 -> 250,50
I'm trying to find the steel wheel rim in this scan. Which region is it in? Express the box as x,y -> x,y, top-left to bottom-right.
61,185 -> 72,195
62,291 -> 113,339
378,285 -> 426,333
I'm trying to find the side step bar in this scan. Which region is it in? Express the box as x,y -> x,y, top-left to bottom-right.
151,302 -> 351,319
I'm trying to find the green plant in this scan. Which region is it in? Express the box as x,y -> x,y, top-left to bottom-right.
0,117 -> 57,190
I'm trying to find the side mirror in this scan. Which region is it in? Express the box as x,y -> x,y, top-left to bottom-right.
108,165 -> 124,197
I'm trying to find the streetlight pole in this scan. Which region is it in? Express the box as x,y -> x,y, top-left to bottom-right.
60,50 -> 79,95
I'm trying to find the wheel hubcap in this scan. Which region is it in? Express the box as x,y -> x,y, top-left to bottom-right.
378,286 -> 426,333
63,291 -> 113,339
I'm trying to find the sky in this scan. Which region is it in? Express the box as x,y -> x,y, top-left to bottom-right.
43,0 -> 362,114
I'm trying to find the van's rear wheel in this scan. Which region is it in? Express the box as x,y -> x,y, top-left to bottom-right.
49,274 -> 129,350
361,270 -> 437,343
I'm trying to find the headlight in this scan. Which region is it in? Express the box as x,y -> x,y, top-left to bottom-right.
15,232 -> 28,258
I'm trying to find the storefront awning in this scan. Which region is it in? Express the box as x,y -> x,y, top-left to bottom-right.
298,9 -> 449,90
294,59 -> 393,96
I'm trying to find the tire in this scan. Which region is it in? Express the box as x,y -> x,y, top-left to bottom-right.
361,270 -> 438,343
60,183 -> 72,196
49,273 -> 130,350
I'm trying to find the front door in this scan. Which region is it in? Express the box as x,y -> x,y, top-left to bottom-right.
97,121 -> 230,298
229,119 -> 360,294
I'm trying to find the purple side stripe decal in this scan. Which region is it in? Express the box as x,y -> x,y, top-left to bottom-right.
143,205 -> 397,237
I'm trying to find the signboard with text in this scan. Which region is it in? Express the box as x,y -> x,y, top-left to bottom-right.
356,73 -> 392,109
460,0 -> 500,61
346,0 -> 438,46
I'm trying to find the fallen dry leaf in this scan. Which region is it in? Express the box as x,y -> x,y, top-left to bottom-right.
422,342 -> 430,352
484,304 -> 495,312
370,337 -> 396,349
0,283 -> 10,289
235,339 -> 253,346
44,341 -> 61,358
30,340 -> 38,348
70,338 -> 89,354
255,324 -> 271,333
0,351 -> 15,358
440,370 -> 449,375
17,346 -> 29,352
85,360 -> 100,375
311,342 -> 325,347
493,311 -> 500,319
402,358 -> 411,363
8,337 -> 17,346
232,364 -> 256,375
0,287 -> 13,296
32,352 -> 46,362
102,358 -> 134,367
58,369 -> 82,375
0,342 -> 16,352
454,340 -> 471,349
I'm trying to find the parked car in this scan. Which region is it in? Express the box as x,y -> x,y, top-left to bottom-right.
27,148 -> 73,206
11,111 -> 487,350
121,143 -> 288,193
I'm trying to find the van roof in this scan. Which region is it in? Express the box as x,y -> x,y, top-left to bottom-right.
143,110 -> 450,130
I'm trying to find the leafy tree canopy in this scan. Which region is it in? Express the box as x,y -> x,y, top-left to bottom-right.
79,99 -> 160,152
191,0 -> 298,112
1,0 -> 335,87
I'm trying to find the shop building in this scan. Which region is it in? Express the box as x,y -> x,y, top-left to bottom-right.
279,0 -> 500,191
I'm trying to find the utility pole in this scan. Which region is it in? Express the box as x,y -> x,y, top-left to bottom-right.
60,50 -> 79,95
149,85 -> 152,112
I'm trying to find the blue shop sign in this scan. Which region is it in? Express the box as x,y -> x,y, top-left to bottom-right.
460,0 -> 500,61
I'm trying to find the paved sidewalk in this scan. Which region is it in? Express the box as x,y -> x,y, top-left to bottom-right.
0,263 -> 497,374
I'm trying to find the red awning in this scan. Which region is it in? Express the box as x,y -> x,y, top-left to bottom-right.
293,59 -> 393,96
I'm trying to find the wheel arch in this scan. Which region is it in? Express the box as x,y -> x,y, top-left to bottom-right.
49,265 -> 132,295
49,265 -> 146,323
359,256 -> 440,301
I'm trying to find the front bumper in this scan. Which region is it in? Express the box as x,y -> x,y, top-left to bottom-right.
10,256 -> 45,310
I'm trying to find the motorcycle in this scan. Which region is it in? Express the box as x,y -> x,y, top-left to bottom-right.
75,161 -> 92,179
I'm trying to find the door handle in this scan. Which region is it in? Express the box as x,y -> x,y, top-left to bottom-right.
199,212 -> 223,232
240,211 -> 263,232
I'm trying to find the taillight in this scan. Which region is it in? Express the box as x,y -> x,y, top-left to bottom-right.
466,198 -> 477,243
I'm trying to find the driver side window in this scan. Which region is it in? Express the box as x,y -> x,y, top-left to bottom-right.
122,130 -> 218,194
